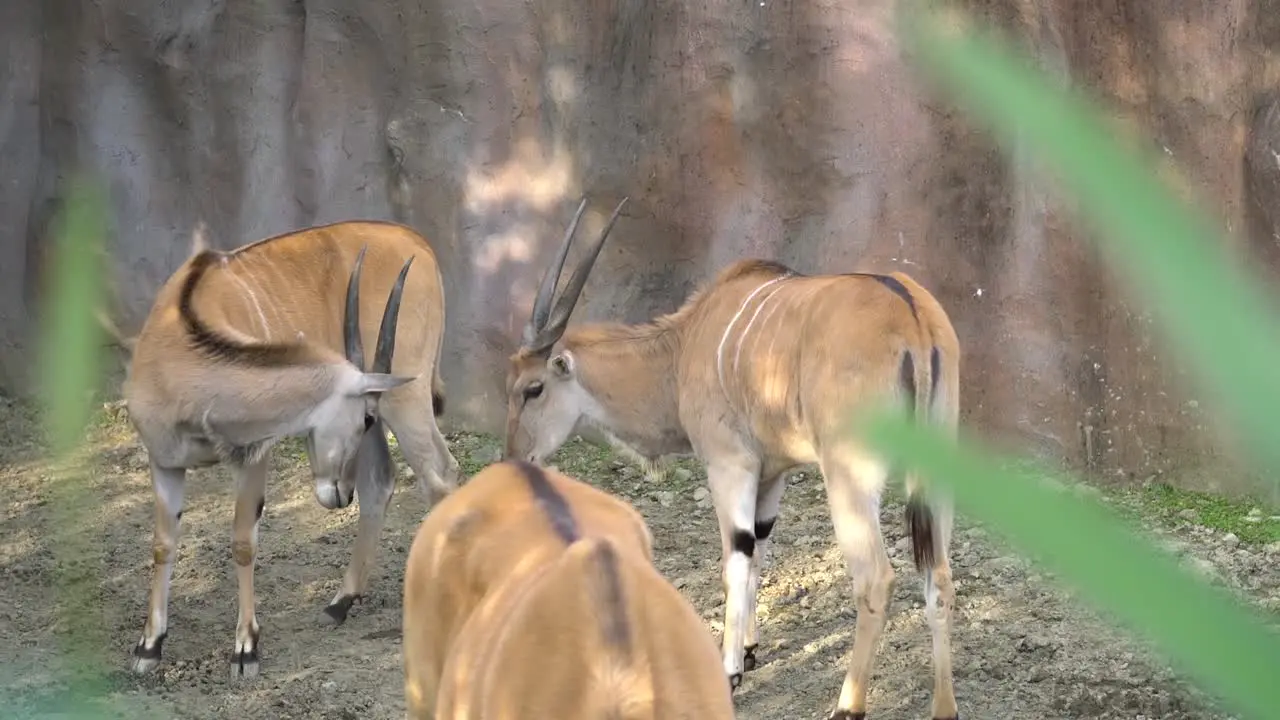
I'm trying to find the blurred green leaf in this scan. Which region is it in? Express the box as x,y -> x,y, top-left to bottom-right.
863,412 -> 1280,719
896,2 -> 1280,491
877,4 -> 1280,718
30,175 -> 119,716
36,177 -> 110,456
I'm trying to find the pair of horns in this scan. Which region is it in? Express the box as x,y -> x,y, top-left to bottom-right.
522,196 -> 629,354
344,245 -> 414,373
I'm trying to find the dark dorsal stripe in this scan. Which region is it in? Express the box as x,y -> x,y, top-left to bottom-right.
899,350 -> 917,421
506,461 -> 631,653
589,540 -> 633,653
847,272 -> 917,319
930,345 -> 941,402
178,250 -> 313,367
509,460 -> 579,544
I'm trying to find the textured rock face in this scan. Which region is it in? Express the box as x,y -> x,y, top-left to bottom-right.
2,0 -> 1277,486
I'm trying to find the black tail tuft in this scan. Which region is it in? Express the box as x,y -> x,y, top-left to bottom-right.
899,348 -> 936,574
905,494 -> 936,573
432,391 -> 445,417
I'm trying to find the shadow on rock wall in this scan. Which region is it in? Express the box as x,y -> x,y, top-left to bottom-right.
3,0 -> 1279,490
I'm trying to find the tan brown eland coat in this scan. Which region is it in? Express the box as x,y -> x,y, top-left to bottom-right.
403,459 -> 737,720
124,220 -> 461,679
508,238 -> 961,720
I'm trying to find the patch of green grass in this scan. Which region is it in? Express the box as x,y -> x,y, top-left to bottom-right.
442,430 -> 709,496
272,435 -> 309,464
548,436 -> 625,479
444,431 -> 504,476
1130,483 -> 1280,546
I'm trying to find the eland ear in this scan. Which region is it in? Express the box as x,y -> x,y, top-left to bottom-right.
549,351 -> 575,378
354,372 -> 417,396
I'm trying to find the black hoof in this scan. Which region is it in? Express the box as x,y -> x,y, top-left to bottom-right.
828,712 -> 866,720
743,644 -> 758,672
230,646 -> 260,680
728,672 -> 743,692
323,594 -> 362,625
230,626 -> 261,680
130,632 -> 167,674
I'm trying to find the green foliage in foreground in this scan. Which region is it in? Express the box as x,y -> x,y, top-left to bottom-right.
873,3 -> 1280,718
27,179 -> 155,717
862,413 -> 1280,718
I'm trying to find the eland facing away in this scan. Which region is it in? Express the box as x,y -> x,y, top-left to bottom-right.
122,221 -> 461,679
402,458 -> 737,720
503,198 -> 962,720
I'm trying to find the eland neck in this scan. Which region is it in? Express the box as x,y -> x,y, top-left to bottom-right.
562,321 -> 691,460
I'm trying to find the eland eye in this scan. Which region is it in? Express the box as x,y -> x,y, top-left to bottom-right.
522,382 -> 544,401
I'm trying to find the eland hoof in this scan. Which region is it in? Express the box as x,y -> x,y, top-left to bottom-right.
230,629 -> 261,681
323,594 -> 362,626
743,644 -> 758,672
130,633 -> 166,674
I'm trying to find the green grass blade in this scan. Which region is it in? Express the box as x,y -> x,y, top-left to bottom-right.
862,412 -> 1280,719
895,3 -> 1280,489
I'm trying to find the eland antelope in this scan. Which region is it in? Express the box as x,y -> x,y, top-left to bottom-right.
402,458 -> 737,719
503,198 -> 962,720
122,221 -> 461,679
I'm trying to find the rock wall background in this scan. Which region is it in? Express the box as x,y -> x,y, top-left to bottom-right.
3,0 -> 1278,491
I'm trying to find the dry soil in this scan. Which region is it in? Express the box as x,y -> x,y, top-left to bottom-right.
1,397 -> 1278,719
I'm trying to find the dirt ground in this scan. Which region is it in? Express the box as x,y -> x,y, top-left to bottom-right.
2,397 -> 1278,720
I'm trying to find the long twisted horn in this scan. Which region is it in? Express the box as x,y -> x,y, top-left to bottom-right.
372,256 -> 416,374
523,197 -> 590,345
344,245 -> 369,368
526,196 -> 629,354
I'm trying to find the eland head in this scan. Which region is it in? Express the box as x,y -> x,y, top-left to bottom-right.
307,245 -> 415,509
504,197 -> 628,463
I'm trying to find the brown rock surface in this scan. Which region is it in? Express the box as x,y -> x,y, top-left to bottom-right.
2,0 -> 1279,488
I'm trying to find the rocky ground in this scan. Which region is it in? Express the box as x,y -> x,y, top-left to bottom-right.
1,397 -> 1277,719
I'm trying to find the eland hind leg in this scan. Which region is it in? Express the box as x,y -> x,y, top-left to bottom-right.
907,477 -> 960,720
822,448 -> 895,720
131,462 -> 186,673
229,457 -> 268,680
381,382 -> 460,506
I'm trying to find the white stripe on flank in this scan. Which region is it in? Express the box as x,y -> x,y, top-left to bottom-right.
746,283 -> 792,405
716,275 -> 790,411
731,280 -> 789,389
751,279 -> 826,414
252,252 -> 292,334
221,261 -> 270,340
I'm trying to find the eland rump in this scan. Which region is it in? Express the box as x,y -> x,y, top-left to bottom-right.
122,221 -> 461,679
503,198 -> 963,720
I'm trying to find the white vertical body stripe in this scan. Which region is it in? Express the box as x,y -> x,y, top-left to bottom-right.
715,275 -> 791,409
